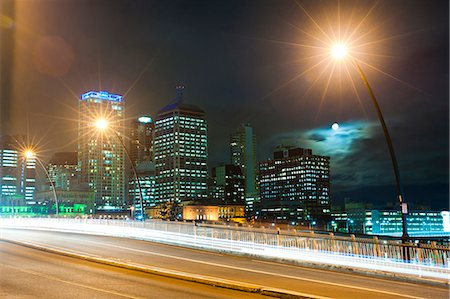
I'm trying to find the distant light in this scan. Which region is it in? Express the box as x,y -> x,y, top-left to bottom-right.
138,116 -> 152,124
95,119 -> 108,130
24,150 -> 36,159
331,44 -> 348,59
332,122 -> 340,131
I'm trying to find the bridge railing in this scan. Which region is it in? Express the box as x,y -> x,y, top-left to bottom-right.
50,218 -> 450,266
1,217 -> 449,273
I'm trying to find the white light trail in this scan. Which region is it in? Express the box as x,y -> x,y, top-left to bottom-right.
0,218 -> 448,281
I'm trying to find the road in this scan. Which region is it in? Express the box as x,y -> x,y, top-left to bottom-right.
0,228 -> 448,299
0,241 -> 268,299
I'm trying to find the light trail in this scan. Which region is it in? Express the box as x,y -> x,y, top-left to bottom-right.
0,218 -> 448,281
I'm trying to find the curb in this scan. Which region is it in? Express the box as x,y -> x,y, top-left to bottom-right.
0,238 -> 329,299
2,226 -> 448,289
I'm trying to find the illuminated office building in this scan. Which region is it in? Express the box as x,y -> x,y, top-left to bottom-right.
332,208 -> 450,237
129,116 -> 154,165
0,135 -> 19,201
258,147 -> 330,227
47,152 -> 77,191
0,135 -> 35,204
129,160 -> 156,219
78,91 -> 125,209
154,86 -> 208,204
209,164 -> 245,205
230,123 -> 257,197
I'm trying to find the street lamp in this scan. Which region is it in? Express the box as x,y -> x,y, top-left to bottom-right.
330,43 -> 409,243
24,150 -> 59,216
94,118 -> 145,221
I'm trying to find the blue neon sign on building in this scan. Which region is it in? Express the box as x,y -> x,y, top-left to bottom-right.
81,91 -> 123,102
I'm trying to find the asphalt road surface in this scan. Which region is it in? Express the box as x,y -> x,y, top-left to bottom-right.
0,228 -> 448,299
0,241 -> 269,299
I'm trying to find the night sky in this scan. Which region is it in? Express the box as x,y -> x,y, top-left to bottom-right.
8,0 -> 449,209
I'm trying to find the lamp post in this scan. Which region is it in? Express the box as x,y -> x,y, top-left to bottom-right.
24,150 -> 59,216
94,119 -> 145,221
330,44 -> 409,243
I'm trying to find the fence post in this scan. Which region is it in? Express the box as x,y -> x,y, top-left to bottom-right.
309,231 -> 316,250
350,234 -> 358,256
329,232 -> 335,253
193,221 -> 197,240
431,241 -> 439,265
373,236 -> 380,258
276,228 -> 281,247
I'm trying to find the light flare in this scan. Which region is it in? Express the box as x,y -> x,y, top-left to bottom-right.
331,43 -> 348,59
24,149 -> 36,159
94,118 -> 109,130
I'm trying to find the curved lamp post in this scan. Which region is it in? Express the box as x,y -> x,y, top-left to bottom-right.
330,44 -> 409,243
24,150 -> 59,216
94,119 -> 145,221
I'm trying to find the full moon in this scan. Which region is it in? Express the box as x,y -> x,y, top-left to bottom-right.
332,122 -> 339,131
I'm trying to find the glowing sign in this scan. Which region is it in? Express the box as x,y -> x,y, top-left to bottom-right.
81,91 -> 123,102
138,116 -> 152,123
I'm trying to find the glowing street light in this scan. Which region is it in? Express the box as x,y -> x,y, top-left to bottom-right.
24,150 -> 35,160
93,118 -> 145,220
331,43 -> 348,60
329,43 -> 409,243
23,149 -> 59,216
94,118 -> 109,130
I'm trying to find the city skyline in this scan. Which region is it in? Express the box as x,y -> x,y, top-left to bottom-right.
1,2 -> 449,297
3,0 -> 448,210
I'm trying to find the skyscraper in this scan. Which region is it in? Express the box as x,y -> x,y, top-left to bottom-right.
209,164 -> 245,205
129,160 -> 156,219
154,86 -> 208,205
129,116 -> 154,166
47,152 -> 78,191
258,146 -> 331,227
0,135 -> 20,203
78,91 -> 125,210
230,123 -> 257,197
0,135 -> 35,204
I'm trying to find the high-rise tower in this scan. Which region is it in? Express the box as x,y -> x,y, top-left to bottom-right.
258,147 -> 331,227
78,91 -> 125,210
129,116 -> 154,166
0,135 -> 35,204
230,124 -> 257,197
154,86 -> 208,205
47,152 -> 78,191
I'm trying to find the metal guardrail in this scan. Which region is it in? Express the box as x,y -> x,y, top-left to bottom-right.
1,218 -> 449,279
144,220 -> 450,267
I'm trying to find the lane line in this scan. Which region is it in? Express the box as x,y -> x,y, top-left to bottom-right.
83,240 -> 427,299
0,263 -> 146,299
1,239 -> 330,299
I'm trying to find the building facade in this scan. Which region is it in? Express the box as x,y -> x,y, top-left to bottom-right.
154,86 -> 208,205
47,152 -> 78,191
78,91 -> 125,210
0,135 -> 35,205
129,160 -> 156,219
258,147 -> 331,227
209,164 -> 245,205
129,116 -> 154,166
230,123 -> 257,197
331,208 -> 450,237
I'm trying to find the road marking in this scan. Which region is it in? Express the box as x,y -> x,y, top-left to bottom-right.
1,230 -> 435,299
0,263 -> 147,299
84,240 -> 427,299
